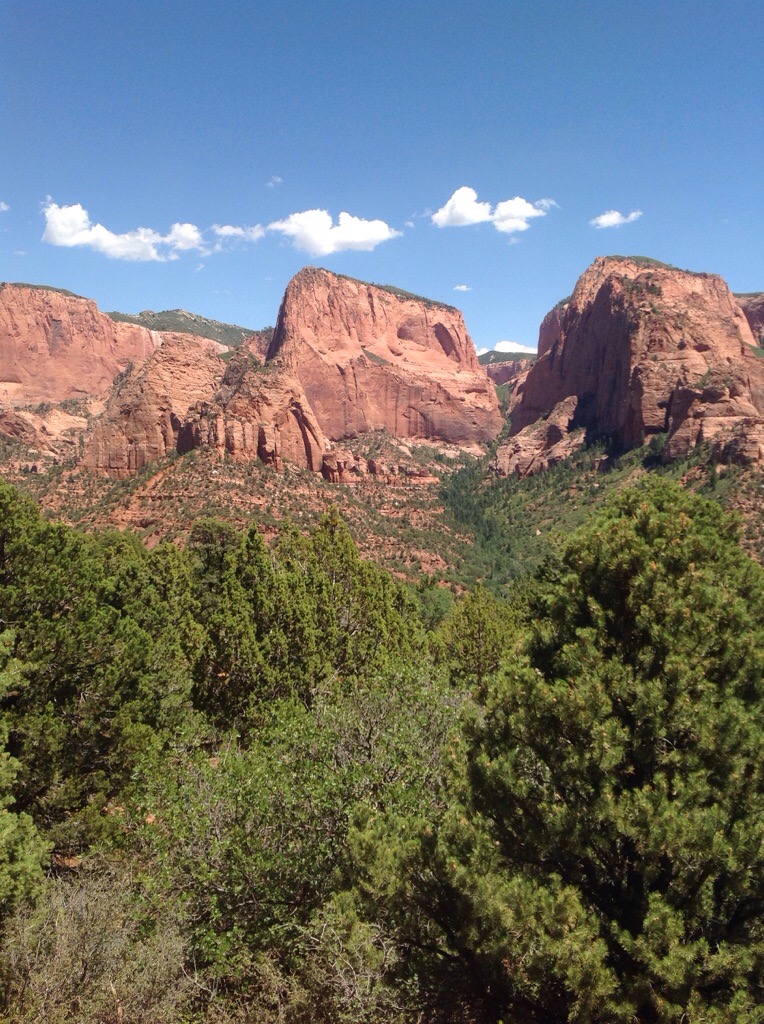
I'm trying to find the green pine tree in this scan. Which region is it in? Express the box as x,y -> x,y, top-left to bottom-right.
357,479 -> 764,1023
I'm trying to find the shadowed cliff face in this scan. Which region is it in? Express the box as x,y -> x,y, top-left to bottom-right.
178,345 -> 328,473
267,267 -> 503,446
492,257 -> 764,476
82,336 -> 226,478
736,293 -> 764,345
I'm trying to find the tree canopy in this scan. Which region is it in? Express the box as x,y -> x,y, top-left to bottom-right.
355,479 -> 764,1022
1,477 -> 763,1023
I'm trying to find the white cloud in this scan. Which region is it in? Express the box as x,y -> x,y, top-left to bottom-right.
454,284 -> 471,292
492,196 -> 545,234
494,340 -> 537,353
267,208 -> 401,256
405,220 -> 415,228
42,202 -> 165,260
212,223 -> 265,243
477,340 -> 538,355
0,201 -> 9,212
266,175 -> 283,188
590,209 -> 642,229
432,186 -> 555,235
164,222 -> 205,251
42,201 -> 207,261
432,186 -> 492,227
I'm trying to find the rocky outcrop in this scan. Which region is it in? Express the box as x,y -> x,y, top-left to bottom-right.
493,257 -> 764,476
179,348 -> 327,471
0,283 -> 160,406
538,302 -> 567,357
491,396 -> 587,477
485,358 -> 535,387
82,336 -> 225,478
10,272 -> 505,480
267,268 -> 502,446
736,293 -> 764,345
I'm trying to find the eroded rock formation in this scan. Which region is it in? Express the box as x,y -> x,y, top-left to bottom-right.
4,271 -> 502,479
736,293 -> 764,345
493,257 -> 764,476
0,283 -> 159,406
267,267 -> 502,446
485,358 -> 535,387
82,335 -> 225,478
179,346 -> 327,471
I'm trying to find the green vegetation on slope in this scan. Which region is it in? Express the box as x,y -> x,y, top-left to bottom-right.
0,478 -> 761,1022
439,436 -> 752,590
0,281 -> 86,299
478,349 -> 538,365
332,269 -> 459,311
107,307 -> 270,349
357,478 -> 764,1022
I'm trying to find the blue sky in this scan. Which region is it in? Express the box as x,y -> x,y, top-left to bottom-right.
2,1 -> 762,351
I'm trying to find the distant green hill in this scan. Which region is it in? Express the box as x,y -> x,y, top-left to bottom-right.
107,308 -> 270,349
478,350 -> 538,366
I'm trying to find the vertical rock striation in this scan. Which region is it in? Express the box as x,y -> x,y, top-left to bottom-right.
267,267 -> 503,445
492,257 -> 764,475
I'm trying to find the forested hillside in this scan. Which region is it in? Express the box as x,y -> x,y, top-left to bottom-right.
1,477 -> 762,1022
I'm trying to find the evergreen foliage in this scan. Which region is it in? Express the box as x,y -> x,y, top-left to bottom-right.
0,475 -> 762,1022
356,479 -> 764,1022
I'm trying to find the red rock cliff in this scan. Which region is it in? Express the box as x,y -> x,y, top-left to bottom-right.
179,344 -> 328,472
0,284 -> 160,406
82,335 -> 225,478
493,257 -> 764,475
736,293 -> 764,345
267,268 -> 502,446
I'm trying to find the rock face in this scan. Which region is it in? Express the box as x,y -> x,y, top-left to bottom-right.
493,257 -> 764,475
485,358 -> 535,387
267,267 -> 502,446
736,293 -> 764,345
82,336 -> 225,478
0,284 -> 160,406
7,272 -> 503,479
491,396 -> 587,477
178,346 -> 327,471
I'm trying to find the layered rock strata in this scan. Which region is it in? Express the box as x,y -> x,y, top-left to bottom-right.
493,257 -> 764,476
178,347 -> 327,471
485,358 -> 535,387
10,272 -> 503,479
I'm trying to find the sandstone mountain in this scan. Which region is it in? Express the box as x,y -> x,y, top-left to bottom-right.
267,268 -> 502,446
492,256 -> 764,476
82,335 -> 226,478
0,283 -> 159,407
484,358 -> 535,387
178,345 -> 328,472
71,269 -> 502,478
107,306 -> 272,356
